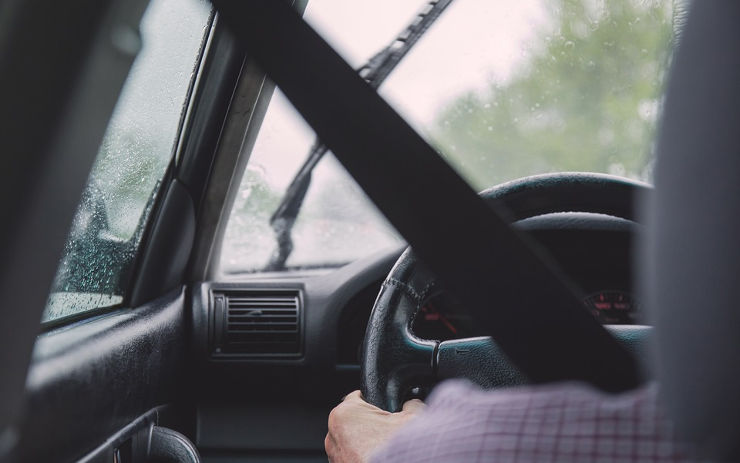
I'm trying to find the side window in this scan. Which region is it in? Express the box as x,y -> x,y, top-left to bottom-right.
220,90 -> 402,273
42,0 -> 212,324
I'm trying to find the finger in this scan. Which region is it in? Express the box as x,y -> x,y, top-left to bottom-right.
324,432 -> 335,455
401,398 -> 426,413
325,430 -> 341,462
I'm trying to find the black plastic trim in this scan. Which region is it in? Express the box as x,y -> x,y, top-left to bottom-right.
193,247 -> 404,366
20,288 -> 188,463
129,179 -> 197,307
149,425 -> 201,463
176,18 -> 247,212
39,303 -> 122,333
78,408 -> 158,463
210,288 -> 305,359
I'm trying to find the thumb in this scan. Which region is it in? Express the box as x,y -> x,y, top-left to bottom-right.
401,398 -> 425,414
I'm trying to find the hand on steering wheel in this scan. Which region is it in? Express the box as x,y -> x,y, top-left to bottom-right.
325,391 -> 424,462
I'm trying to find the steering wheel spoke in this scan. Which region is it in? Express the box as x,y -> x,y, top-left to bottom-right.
361,278 -> 437,412
435,326 -> 651,390
436,337 -> 527,388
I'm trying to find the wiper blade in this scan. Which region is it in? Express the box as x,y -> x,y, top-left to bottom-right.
265,139 -> 326,270
265,0 -> 454,271
357,0 -> 455,87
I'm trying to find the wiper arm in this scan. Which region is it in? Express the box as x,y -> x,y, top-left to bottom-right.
265,0 -> 454,271
266,139 -> 326,270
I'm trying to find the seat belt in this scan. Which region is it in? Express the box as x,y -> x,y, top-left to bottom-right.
211,0 -> 639,392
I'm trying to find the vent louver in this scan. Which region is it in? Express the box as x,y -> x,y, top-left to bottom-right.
211,290 -> 301,357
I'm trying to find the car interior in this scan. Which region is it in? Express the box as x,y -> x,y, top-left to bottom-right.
1,0 -> 739,462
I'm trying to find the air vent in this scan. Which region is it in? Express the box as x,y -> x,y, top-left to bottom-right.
211,290 -> 302,357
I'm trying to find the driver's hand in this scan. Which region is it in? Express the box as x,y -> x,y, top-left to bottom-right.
325,390 -> 425,463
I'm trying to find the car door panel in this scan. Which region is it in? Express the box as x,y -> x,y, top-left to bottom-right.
20,288 -> 189,462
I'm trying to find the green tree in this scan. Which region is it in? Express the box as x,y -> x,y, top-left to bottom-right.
431,0 -> 674,190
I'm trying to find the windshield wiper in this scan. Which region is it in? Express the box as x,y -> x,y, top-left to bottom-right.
265,0 -> 454,271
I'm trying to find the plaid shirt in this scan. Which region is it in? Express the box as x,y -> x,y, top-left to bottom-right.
372,380 -> 705,463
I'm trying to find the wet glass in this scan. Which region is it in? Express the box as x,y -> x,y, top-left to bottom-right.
42,0 -> 211,323
380,0 -> 675,189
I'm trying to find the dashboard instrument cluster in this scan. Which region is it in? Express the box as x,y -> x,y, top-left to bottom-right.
413,289 -> 640,341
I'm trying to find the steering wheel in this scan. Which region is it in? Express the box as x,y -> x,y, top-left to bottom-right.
360,172 -> 651,412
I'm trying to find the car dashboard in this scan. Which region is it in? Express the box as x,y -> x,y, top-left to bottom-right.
189,211 -> 642,460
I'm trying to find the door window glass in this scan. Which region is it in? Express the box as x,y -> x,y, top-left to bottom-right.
42,0 -> 211,324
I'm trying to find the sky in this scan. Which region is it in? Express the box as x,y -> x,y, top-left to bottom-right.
249,0 -> 549,189
309,0 -> 547,126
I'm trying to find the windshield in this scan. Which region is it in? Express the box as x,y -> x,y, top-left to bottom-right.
220,0 -> 675,274
382,0 -> 673,188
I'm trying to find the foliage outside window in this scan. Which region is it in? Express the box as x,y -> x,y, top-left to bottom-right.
415,0 -> 674,189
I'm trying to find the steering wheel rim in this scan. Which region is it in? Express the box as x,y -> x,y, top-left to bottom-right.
360,172 -> 651,412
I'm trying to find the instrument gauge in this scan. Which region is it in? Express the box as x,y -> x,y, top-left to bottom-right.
583,290 -> 639,324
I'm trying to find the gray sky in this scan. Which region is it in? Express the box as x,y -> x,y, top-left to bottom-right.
309,0 -> 546,125
251,0 -> 548,189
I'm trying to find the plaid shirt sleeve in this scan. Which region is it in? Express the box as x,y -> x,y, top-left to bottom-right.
371,380 -> 705,463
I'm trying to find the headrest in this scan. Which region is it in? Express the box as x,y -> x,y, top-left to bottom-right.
646,2 -> 740,460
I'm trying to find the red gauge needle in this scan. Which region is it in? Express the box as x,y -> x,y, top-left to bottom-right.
439,314 -> 458,335
427,302 -> 458,335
